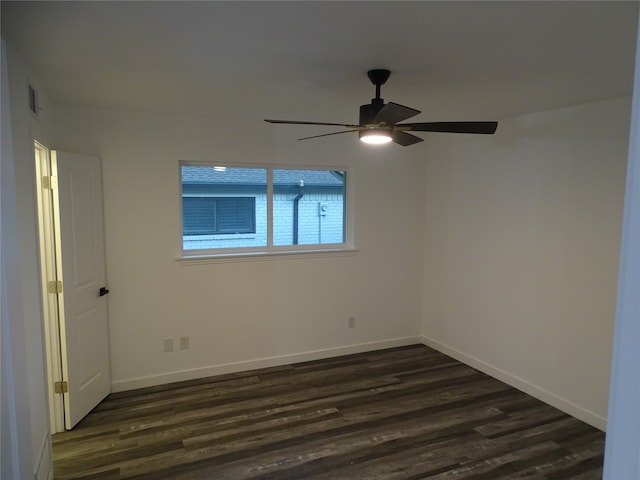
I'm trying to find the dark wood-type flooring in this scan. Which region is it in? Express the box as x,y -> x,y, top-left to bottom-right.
52,345 -> 605,479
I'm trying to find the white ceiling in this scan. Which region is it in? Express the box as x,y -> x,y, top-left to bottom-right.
2,1 -> 638,124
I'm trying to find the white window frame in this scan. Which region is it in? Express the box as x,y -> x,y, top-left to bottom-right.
178,161 -> 355,263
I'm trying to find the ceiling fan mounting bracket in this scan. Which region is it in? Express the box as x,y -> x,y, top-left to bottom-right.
367,69 -> 391,87
367,69 -> 391,101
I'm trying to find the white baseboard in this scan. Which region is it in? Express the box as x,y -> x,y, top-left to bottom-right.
111,336 -> 421,393
421,336 -> 607,431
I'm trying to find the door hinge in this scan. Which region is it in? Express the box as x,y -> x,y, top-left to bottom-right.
54,381 -> 68,394
42,175 -> 58,189
48,280 -> 63,294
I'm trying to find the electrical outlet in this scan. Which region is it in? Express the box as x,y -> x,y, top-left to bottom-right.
163,338 -> 174,352
179,336 -> 190,350
348,316 -> 356,328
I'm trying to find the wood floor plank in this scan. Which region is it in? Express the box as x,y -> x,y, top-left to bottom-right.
52,345 -> 605,479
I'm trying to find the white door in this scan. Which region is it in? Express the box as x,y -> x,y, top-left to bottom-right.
52,151 -> 110,429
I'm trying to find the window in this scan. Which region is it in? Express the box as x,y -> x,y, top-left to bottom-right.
181,163 -> 350,255
272,169 -> 345,247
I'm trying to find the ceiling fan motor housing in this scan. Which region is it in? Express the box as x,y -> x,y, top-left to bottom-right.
359,99 -> 385,126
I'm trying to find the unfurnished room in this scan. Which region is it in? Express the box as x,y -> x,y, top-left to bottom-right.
2,1 -> 640,479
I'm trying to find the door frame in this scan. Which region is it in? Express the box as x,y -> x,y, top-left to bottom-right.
34,140 -> 65,433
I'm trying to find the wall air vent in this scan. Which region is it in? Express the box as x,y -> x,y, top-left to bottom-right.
28,82 -> 39,119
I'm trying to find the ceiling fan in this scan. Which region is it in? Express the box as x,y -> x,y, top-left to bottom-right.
265,69 -> 498,146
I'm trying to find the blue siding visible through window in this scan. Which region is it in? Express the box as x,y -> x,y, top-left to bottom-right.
183,197 -> 255,235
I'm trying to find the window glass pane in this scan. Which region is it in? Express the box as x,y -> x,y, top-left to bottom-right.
181,165 -> 266,250
272,169 -> 345,246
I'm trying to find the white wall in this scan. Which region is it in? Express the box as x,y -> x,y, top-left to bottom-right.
422,97 -> 630,429
1,39 -> 55,479
53,107 -> 426,391
1,37 -> 32,480
604,11 -> 640,475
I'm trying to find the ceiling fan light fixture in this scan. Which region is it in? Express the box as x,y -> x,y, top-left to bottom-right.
359,128 -> 392,145
265,69 -> 498,147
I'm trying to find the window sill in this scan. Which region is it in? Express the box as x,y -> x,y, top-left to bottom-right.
176,247 -> 358,265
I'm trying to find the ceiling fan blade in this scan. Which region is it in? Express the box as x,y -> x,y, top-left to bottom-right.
399,121 -> 498,134
374,102 -> 421,125
392,131 -> 424,146
298,129 -> 360,141
265,119 -> 358,128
